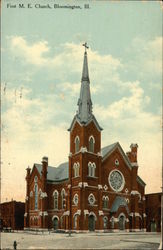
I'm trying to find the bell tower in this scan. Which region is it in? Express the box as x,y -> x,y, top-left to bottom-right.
68,43 -> 103,231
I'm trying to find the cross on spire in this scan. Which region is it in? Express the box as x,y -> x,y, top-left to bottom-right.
82,42 -> 89,52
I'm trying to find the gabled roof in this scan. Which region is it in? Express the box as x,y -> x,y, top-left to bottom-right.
101,142 -> 132,170
68,114 -> 103,132
34,162 -> 69,182
110,196 -> 129,213
101,142 -> 118,158
32,142 -> 145,187
101,142 -> 145,187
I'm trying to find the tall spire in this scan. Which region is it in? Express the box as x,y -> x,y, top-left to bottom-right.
77,43 -> 93,123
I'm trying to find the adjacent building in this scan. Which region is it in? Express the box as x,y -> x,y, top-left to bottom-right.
145,192 -> 161,232
24,46 -> 147,232
0,200 -> 25,230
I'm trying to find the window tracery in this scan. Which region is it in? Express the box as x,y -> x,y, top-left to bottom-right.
89,136 -> 95,153
88,162 -> 96,177
73,162 -> 80,177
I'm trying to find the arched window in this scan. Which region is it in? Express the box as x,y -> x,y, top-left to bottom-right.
73,194 -> 78,206
88,162 -> 96,177
75,136 -> 80,153
102,196 -> 109,209
88,193 -> 95,205
61,189 -> 66,209
88,162 -> 92,176
34,184 -> 38,210
92,163 -> 96,177
53,190 -> 58,210
89,136 -> 95,153
73,162 -> 80,177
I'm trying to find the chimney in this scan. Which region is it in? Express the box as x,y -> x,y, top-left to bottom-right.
41,156 -> 48,180
26,166 -> 31,181
126,144 -> 138,164
130,143 -> 138,163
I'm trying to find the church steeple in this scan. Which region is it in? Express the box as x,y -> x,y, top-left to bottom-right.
77,43 -> 93,123
68,43 -> 102,132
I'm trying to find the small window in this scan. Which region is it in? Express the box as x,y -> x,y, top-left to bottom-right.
88,162 -> 96,177
54,190 -> 58,209
75,136 -> 80,153
61,189 -> 66,209
88,193 -> 95,205
73,162 -> 80,177
89,136 -> 95,153
103,196 -> 109,209
115,159 -> 119,166
73,194 -> 78,206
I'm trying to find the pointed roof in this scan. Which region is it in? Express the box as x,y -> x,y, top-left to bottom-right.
68,44 -> 102,131
77,50 -> 92,123
81,51 -> 90,82
34,162 -> 69,182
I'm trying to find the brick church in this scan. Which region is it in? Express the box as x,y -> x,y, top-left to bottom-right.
24,44 -> 147,232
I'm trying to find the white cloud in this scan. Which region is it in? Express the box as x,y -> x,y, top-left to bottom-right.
1,85 -> 69,202
2,37 -> 162,201
10,36 -> 49,65
95,79 -> 161,194
127,36 -> 162,77
9,37 -> 122,77
60,81 -> 100,97
94,81 -> 151,119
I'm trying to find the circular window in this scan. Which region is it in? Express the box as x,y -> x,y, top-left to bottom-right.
88,194 -> 95,205
115,159 -> 119,166
73,194 -> 78,205
108,170 -> 125,192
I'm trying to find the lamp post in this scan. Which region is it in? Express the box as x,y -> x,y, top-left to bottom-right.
158,186 -> 163,249
68,183 -> 72,237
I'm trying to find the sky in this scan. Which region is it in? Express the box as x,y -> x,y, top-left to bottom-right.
1,0 -> 162,202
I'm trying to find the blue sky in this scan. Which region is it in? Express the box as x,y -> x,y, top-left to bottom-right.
1,0 -> 162,201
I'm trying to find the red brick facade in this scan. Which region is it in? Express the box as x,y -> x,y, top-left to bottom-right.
24,49 -> 156,232
24,120 -> 147,232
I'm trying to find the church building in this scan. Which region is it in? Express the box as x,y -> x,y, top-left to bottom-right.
24,44 -> 147,232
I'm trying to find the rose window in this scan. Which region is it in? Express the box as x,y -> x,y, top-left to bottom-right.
108,170 -> 125,192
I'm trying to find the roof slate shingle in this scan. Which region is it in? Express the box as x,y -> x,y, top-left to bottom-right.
33,142 -> 145,186
110,196 -> 129,213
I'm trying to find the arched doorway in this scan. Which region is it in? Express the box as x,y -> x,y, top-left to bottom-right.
119,215 -> 125,230
150,221 -> 156,232
103,216 -> 108,230
88,215 -> 95,231
53,218 -> 59,230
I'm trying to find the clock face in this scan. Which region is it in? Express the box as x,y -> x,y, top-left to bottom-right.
108,170 -> 125,192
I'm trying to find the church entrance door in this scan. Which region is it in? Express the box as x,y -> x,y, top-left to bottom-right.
150,221 -> 156,232
53,218 -> 59,230
119,215 -> 125,230
88,215 -> 95,231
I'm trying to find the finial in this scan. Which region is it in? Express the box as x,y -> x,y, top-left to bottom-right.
82,42 -> 89,52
